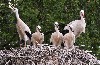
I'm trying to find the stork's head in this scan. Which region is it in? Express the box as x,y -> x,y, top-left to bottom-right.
80,10 -> 84,17
54,22 -> 59,28
12,8 -> 18,13
9,3 -> 18,13
54,22 -> 59,31
36,25 -> 41,32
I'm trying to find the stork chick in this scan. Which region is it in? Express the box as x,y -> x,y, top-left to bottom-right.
63,26 -> 75,49
9,3 -> 31,47
31,25 -> 44,47
64,10 -> 86,38
50,22 -> 63,47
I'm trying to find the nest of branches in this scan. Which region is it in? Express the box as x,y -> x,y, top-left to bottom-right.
0,44 -> 100,65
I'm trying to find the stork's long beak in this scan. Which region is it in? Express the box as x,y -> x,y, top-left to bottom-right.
8,2 -> 15,10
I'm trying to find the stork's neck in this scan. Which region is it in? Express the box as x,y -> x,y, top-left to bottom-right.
55,28 -> 59,38
56,29 -> 59,33
80,15 -> 84,20
36,29 -> 40,33
55,27 -> 60,38
15,12 -> 19,19
55,27 -> 59,32
69,29 -> 72,33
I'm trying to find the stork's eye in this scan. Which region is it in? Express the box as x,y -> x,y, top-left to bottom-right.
55,24 -> 57,26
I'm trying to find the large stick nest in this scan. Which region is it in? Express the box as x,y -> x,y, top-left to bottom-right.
0,44 -> 100,65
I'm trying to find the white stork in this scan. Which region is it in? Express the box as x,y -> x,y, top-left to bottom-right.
64,10 -> 86,38
63,26 -> 75,49
9,3 -> 31,47
50,22 -> 63,47
31,25 -> 44,47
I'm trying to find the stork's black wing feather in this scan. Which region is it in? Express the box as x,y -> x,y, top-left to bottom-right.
25,31 -> 32,40
60,29 -> 69,35
59,22 -> 69,35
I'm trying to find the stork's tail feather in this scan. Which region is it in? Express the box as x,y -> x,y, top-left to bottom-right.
25,31 -> 32,40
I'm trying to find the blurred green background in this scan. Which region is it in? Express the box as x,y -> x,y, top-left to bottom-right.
0,0 -> 100,59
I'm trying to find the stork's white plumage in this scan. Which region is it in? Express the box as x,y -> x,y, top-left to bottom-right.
16,24 -> 28,47
63,26 -> 75,49
64,10 -> 86,38
50,22 -> 63,47
9,3 -> 31,47
31,25 -> 44,47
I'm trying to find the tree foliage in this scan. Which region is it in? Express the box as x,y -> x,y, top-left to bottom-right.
0,0 -> 100,59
